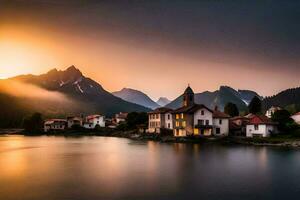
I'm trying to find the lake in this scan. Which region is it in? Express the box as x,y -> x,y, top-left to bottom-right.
1,135 -> 300,200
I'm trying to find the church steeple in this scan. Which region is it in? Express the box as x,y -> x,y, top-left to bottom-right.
183,85 -> 194,107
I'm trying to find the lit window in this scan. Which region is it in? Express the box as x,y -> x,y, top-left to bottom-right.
176,121 -> 179,127
182,121 -> 186,127
181,113 -> 184,119
194,128 -> 199,134
176,114 -> 179,119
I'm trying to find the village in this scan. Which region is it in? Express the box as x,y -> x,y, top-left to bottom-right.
44,86 -> 300,139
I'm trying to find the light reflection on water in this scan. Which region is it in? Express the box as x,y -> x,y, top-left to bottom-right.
0,135 -> 300,200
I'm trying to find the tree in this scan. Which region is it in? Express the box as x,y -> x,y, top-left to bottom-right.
271,109 -> 294,132
125,112 -> 148,130
248,96 -> 262,114
23,112 -> 43,133
224,102 -> 239,117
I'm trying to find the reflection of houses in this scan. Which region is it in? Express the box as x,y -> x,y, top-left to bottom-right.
172,86 -> 229,137
148,107 -> 173,133
67,116 -> 83,128
115,112 -> 128,124
44,119 -> 67,132
291,112 -> 300,125
246,115 -> 278,137
83,114 -> 105,129
265,106 -> 282,118
229,116 -> 250,136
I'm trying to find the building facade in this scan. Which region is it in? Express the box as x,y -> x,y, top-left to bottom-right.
83,114 -> 105,129
148,107 -> 173,133
246,115 -> 278,137
44,119 -> 67,132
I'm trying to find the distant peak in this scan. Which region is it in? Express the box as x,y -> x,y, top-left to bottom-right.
47,68 -> 58,75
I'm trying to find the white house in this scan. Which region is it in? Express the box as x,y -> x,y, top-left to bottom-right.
291,112 -> 300,125
83,114 -> 105,129
212,109 -> 230,136
148,107 -> 173,133
115,112 -> 128,124
246,115 -> 278,137
265,106 -> 282,118
44,119 -> 67,132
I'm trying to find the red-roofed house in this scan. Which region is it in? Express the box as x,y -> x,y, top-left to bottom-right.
246,115 -> 278,137
83,114 -> 105,129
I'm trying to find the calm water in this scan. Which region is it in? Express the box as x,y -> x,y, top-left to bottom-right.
1,135 -> 300,200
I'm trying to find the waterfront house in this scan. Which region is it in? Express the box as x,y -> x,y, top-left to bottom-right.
291,112 -> 300,125
265,106 -> 282,118
172,86 -> 229,137
115,112 -> 128,124
44,119 -> 67,132
148,107 -> 173,133
67,116 -> 83,128
229,116 -> 250,136
246,115 -> 278,137
212,108 -> 230,136
83,114 -> 105,129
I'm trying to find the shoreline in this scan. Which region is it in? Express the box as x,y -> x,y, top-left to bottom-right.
1,128 -> 300,148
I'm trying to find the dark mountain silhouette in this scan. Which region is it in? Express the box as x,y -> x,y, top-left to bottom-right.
112,88 -> 159,109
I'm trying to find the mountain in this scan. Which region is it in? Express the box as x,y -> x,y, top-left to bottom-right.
262,87 -> 300,113
156,97 -> 171,107
0,66 -> 150,127
166,86 -> 261,112
112,88 -> 159,109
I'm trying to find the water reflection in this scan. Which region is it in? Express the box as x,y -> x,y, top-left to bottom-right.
0,135 -> 300,200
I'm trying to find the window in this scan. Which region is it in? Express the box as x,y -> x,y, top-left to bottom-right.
206,120 -> 209,125
168,123 -> 170,128
176,114 -> 179,119
201,110 -> 204,115
181,113 -> 184,119
182,121 -> 186,127
198,120 -> 204,125
216,128 -> 220,134
176,121 -> 180,127
97,121 -> 99,124
219,119 -> 222,124
194,128 -> 199,134
254,125 -> 259,130
167,114 -> 170,120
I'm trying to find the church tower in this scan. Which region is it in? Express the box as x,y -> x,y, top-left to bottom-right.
183,85 -> 194,107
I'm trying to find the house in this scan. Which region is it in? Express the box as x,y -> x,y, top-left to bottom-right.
67,116 -> 83,128
229,116 -> 250,136
246,115 -> 278,137
265,106 -> 282,118
148,107 -> 173,133
291,112 -> 300,124
212,108 -> 230,136
44,119 -> 67,132
172,86 -> 229,137
83,114 -> 105,129
115,112 -> 128,124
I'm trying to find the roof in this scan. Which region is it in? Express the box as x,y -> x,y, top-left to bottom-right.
86,114 -> 102,120
172,104 -> 213,114
44,119 -> 67,125
148,107 -> 173,114
213,110 -> 230,118
244,113 -> 255,118
230,116 -> 248,121
292,112 -> 300,116
247,115 -> 277,125
184,86 -> 194,94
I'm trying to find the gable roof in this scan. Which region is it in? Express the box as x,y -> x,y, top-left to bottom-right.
148,107 -> 173,114
248,115 -> 277,125
213,110 -> 230,118
172,104 -> 213,114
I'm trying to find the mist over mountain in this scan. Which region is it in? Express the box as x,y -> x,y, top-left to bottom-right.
0,66 -> 150,127
112,88 -> 159,109
156,97 -> 171,107
166,86 -> 261,112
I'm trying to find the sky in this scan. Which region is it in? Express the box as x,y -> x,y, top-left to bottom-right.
0,0 -> 299,100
